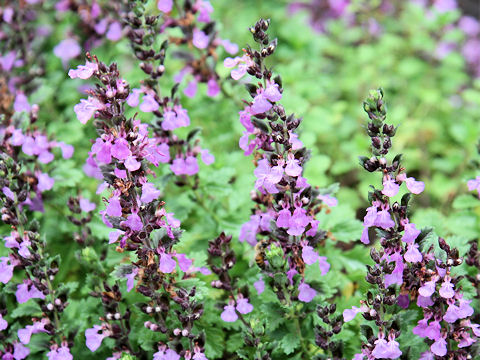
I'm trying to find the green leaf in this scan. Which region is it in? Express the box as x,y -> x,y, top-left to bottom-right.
10,302 -> 42,318
279,329 -> 301,355
452,194 -> 480,209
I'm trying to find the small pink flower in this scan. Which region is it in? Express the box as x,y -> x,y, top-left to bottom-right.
68,61 -> 98,79
220,304 -> 238,322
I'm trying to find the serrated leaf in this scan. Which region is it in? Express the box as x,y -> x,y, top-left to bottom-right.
10,302 -> 42,318
279,330 -> 300,355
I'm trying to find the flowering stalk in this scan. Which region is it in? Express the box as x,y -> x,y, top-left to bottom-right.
206,233 -> 267,358
0,0 -> 50,113
70,55 -> 208,359
152,0 -> 238,97
226,17 -> 334,306
0,120 -> 74,358
344,89 -> 479,359
118,0 -> 228,183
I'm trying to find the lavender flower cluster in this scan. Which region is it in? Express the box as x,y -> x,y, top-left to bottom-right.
225,19 -> 335,306
344,89 -> 479,359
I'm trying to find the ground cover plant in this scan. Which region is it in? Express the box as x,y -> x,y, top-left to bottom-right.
1,0 -> 480,359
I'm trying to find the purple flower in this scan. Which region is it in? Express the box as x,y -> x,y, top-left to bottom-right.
468,176 -> 480,197
85,325 -> 108,352
384,252 -> 404,287
224,55 -> 254,80
254,278 -> 265,294
402,222 -> 420,243
16,281 -> 45,304
157,0 -> 173,12
397,294 -> 410,309
79,198 -> 96,212
405,177 -> 425,194
285,154 -> 302,177
375,209 -> 395,229
372,333 -> 402,359
298,282 -> 316,302
222,39 -> 238,54
192,29 -> 209,49
141,182 -> 161,203
207,78 -> 220,97
18,320 -> 47,344
171,158 -> 186,175
108,230 -> 124,244
459,16 -> 480,36
251,93 -> 272,115
433,0 -> 457,13
443,303 -> 462,323
92,142 -> 111,166
382,177 -> 399,197
287,208 -> 311,236
122,211 -> 143,232
318,256 -> 330,275
196,0 -> 213,22
106,195 -> 122,217
431,337 -> 447,356
2,186 -> 14,201
74,97 -> 104,124
53,38 -> 81,66
68,61 -> 98,79
236,297 -> 253,314
57,142 -> 74,158
185,156 -> 199,175
417,295 -> 434,308
106,22 -> 122,41
0,313 -> 8,330
220,304 -> 238,322
153,348 -> 180,360
317,194 -> 338,207
418,280 -> 437,298
124,156 -> 141,172
184,79 -> 198,98
139,94 -> 159,112
159,252 -> 176,273
175,253 -> 192,272
192,352 -> 208,360
13,342 -> 30,360
254,159 -> 283,194
125,267 -> 138,292
404,243 -> 422,263
264,81 -> 282,102
114,168 -> 127,178
0,51 -> 16,71
413,318 -> 429,338
126,88 -> 142,107
14,92 -> 31,113
201,149 -> 215,165
47,345 -> 73,360
458,297 -> 474,318
111,138 -> 131,160
439,277 -> 455,299
343,305 -> 366,322
425,320 -> 441,341
302,245 -> 319,265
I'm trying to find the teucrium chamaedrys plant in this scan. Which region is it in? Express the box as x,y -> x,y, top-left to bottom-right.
69,56 -> 208,359
343,89 -> 480,359
215,19 -> 348,359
